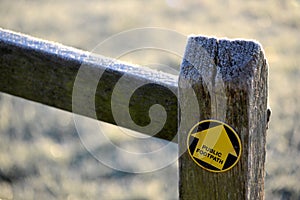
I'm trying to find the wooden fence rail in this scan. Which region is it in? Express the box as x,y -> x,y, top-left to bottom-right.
0,28 -> 269,199
0,28 -> 178,141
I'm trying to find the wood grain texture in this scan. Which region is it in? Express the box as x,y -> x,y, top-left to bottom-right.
0,28 -> 268,199
0,28 -> 178,142
179,36 -> 268,199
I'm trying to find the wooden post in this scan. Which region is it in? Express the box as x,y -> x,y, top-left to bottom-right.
178,36 -> 268,199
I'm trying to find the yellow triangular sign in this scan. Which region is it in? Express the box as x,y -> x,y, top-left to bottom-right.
191,125 -> 237,170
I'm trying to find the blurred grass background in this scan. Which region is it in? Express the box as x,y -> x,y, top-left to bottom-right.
0,0 -> 300,199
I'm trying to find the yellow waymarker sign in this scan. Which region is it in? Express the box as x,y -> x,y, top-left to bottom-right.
187,120 -> 242,172
191,125 -> 237,170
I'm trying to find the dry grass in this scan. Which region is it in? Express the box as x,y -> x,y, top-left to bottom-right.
0,0 -> 300,199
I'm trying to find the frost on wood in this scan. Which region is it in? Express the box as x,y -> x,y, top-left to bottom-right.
0,28 -> 178,141
179,35 -> 268,200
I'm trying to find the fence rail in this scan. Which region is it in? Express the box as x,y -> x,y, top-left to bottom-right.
0,28 -> 269,199
0,28 -> 178,142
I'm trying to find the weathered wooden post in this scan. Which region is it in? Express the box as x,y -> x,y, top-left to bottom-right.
178,36 -> 268,199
